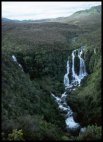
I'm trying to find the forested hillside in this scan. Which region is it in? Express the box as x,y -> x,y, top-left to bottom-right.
2,5 -> 101,140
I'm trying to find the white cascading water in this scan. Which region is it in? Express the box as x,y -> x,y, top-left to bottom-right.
64,47 -> 87,88
12,55 -> 24,71
64,60 -> 70,88
71,50 -> 81,87
51,46 -> 87,133
12,55 -> 17,62
78,48 -> 87,80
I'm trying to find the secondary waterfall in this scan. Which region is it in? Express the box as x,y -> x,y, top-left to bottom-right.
12,55 -> 24,72
51,46 -> 87,133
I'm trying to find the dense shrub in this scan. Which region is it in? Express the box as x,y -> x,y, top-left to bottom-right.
7,129 -> 24,141
77,125 -> 102,140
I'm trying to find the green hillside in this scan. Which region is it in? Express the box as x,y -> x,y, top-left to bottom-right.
2,5 -> 101,140
50,5 -> 101,26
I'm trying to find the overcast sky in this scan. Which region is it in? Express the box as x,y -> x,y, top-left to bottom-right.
2,2 -> 101,20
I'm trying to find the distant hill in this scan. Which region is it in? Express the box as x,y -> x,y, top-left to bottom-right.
2,5 -> 101,25
2,17 -> 13,22
49,5 -> 101,26
2,17 -> 20,23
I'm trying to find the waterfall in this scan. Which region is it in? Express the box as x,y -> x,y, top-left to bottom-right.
71,50 -> 81,86
64,60 -> 70,88
78,48 -> 87,80
12,55 -> 24,72
51,46 -> 87,133
65,47 -> 87,88
12,55 -> 17,62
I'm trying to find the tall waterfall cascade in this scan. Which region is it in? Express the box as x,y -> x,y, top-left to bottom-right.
64,46 -> 87,89
51,46 -> 87,133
